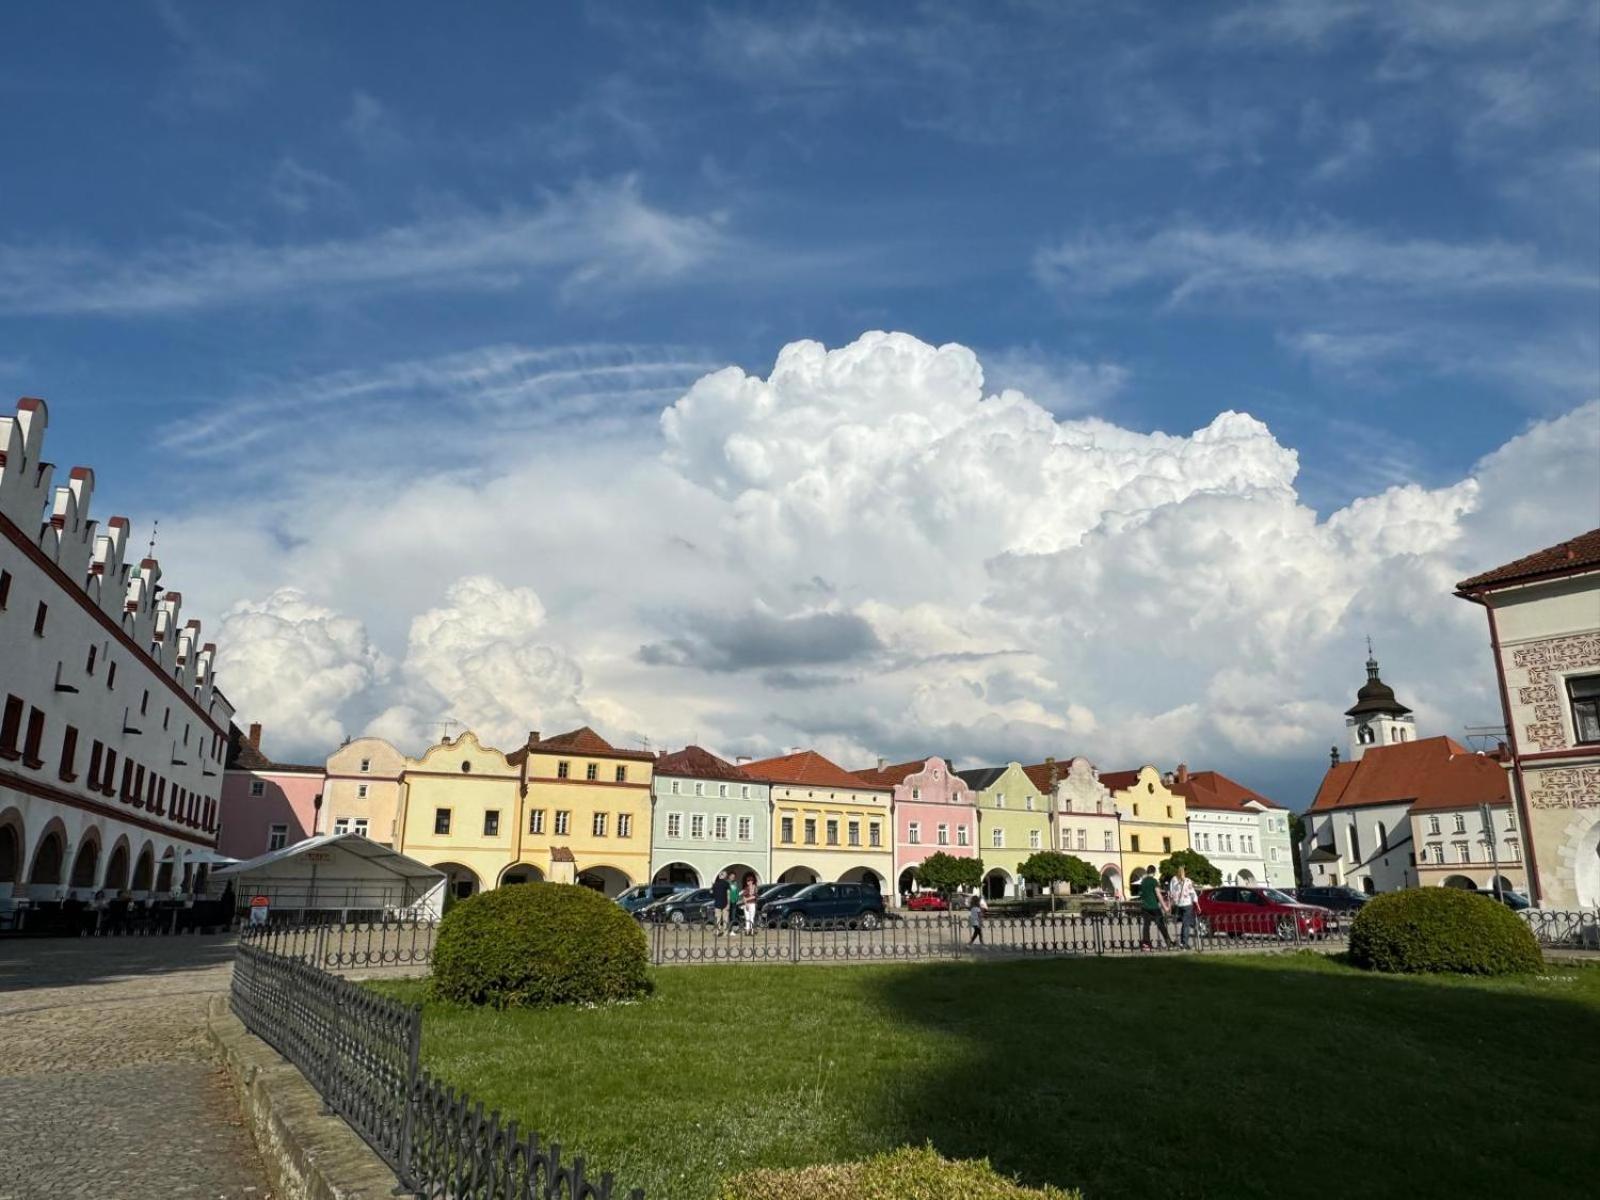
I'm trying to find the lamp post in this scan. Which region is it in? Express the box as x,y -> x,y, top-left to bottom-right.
1481,803 -> 1502,902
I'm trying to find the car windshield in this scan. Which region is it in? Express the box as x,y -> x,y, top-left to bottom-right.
787,885 -> 824,900
1262,889 -> 1296,904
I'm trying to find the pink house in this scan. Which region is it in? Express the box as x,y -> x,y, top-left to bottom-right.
218,724 -> 327,861
851,756 -> 978,901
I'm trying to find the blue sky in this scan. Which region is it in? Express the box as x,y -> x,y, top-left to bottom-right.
2,2 -> 1597,801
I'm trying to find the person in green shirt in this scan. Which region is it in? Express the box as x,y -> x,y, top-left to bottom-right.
1138,866 -> 1173,951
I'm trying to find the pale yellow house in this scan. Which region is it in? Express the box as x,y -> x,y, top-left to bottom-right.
749,751 -> 895,891
1102,765 -> 1190,888
323,736 -> 406,846
505,727 -> 655,896
394,732 -> 519,899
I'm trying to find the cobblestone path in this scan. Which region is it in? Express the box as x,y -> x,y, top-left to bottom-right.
0,935 -> 272,1200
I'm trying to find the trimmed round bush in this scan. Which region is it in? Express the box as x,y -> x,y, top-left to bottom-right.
1348,887 -> 1542,976
430,882 -> 650,1008
716,1146 -> 1081,1200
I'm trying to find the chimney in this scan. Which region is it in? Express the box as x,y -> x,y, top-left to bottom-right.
736,755 -> 752,765
1176,762 -> 1189,784
247,722 -> 262,749
527,730 -> 540,745
876,756 -> 887,771
1329,745 -> 1340,767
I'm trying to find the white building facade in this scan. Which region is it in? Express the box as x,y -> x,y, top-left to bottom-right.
0,398 -> 235,917
1172,766 -> 1294,889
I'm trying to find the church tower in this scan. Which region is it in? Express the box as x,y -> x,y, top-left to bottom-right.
1344,645 -> 1415,760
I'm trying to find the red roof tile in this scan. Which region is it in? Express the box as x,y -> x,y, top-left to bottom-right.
1097,770 -> 1142,792
1170,770 -> 1283,812
848,758 -> 943,790
1308,736 -> 1510,813
743,749 -> 890,791
1456,528 -> 1600,592
655,745 -> 756,782
508,725 -> 655,764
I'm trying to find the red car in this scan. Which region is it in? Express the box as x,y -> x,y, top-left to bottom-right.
1195,886 -> 1329,940
905,893 -> 949,911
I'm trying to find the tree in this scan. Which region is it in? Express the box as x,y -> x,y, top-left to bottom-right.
1158,847 -> 1222,887
1016,851 -> 1100,910
914,852 -> 984,898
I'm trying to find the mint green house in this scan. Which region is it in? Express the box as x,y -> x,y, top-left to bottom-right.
956,761 -> 1054,899
649,746 -> 772,887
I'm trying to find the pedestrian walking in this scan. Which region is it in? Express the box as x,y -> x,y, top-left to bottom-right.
1138,867 -> 1173,951
1168,865 -> 1199,949
711,870 -> 731,936
741,873 -> 758,934
968,894 -> 984,945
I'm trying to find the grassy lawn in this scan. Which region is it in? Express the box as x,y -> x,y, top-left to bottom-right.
372,954 -> 1600,1199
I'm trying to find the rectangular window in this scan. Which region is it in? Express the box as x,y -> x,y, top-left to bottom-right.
58,725 -> 78,780
101,747 -> 117,794
1030,829 -> 1042,849
616,813 -> 632,838
908,821 -> 921,845
718,783 -> 728,798
333,818 -> 350,835
434,808 -> 452,835
1505,810 -> 1516,832
0,569 -> 9,607
1077,829 -> 1087,851
267,824 -> 288,851
615,765 -> 627,782
484,810 -> 500,837
848,820 -> 861,847
869,822 -> 881,848
249,780 -> 265,797
781,816 -> 794,843
714,814 -> 729,839
690,813 -> 706,838
32,601 -> 47,636
107,662 -> 116,689
738,815 -> 752,841
1425,842 -> 1442,863
804,818 -> 817,845
992,827 -> 1004,848
1271,847 -> 1279,862
353,818 -> 368,837
1026,795 -> 1034,811
554,811 -> 570,835
741,785 -> 750,799
994,793 -> 1004,809
1130,834 -> 1141,853
826,819 -> 840,846
912,787 -> 921,800
585,762 -> 598,781
1104,830 -> 1113,851
957,826 -> 969,846
1454,840 -> 1470,863
140,690 -> 149,716
1428,816 -> 1440,834
695,781 -> 705,796
360,758 -> 371,772
86,644 -> 98,675
530,809 -> 546,835
1454,814 -> 1466,834
0,694 -> 22,758
1570,674 -> 1600,744
666,812 -> 682,838
936,823 -> 948,846
119,760 -> 134,802
1162,836 -> 1172,853
356,783 -> 369,799
557,761 -> 570,779
670,780 -> 681,794
22,707 -> 45,767
1166,806 -> 1173,818
593,811 -> 608,837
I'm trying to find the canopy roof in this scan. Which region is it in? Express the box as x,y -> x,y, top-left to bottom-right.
212,833 -> 444,884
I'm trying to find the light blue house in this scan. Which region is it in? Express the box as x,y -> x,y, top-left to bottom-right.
649,746 -> 772,887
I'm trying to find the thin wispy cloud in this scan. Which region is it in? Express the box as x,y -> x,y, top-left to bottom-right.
0,176 -> 731,317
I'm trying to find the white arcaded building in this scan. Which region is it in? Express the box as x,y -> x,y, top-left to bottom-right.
0,397 -> 235,915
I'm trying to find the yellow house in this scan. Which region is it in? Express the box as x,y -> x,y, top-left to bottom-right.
505,727 -> 655,896
394,731 -> 520,899
748,750 -> 894,891
323,736 -> 406,846
1102,765 -> 1190,888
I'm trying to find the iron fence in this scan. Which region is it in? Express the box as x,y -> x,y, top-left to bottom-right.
1520,908 -> 1600,950
230,942 -> 644,1199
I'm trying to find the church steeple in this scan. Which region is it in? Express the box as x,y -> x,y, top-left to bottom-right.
1343,643 -> 1416,760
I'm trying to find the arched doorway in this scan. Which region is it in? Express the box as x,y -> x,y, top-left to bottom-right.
155,848 -> 176,893
433,862 -> 480,900
778,865 -> 819,886
500,863 -> 545,886
1573,818 -> 1600,909
1489,874 -> 1518,897
68,834 -> 100,890
721,862 -> 761,888
653,862 -> 700,887
838,866 -> 883,893
1441,874 -> 1477,890
576,865 -> 630,897
0,808 -> 23,889
1360,876 -> 1376,895
103,838 -> 130,892
982,868 -> 1011,901
1237,868 -> 1256,885
898,867 -> 917,898
28,826 -> 67,888
131,843 -> 155,892
1101,865 -> 1123,898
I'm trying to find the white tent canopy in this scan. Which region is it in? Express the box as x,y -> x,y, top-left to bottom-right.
211,833 -> 445,919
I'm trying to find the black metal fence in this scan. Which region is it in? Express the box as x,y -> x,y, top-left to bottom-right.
230,942 -> 644,1199
1521,908 -> 1600,950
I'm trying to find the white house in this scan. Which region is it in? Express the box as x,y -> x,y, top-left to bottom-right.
1171,765 -> 1294,888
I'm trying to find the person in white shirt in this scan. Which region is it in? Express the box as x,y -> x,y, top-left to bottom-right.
1167,865 -> 1200,949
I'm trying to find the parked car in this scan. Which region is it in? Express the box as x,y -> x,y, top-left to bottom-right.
905,892 -> 949,911
616,883 -> 693,915
754,882 -> 806,911
1196,886 -> 1329,939
1293,885 -> 1369,913
1477,888 -> 1531,910
641,888 -> 716,924
763,882 -> 886,929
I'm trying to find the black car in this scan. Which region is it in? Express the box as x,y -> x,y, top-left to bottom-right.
762,882 -> 885,929
643,887 -> 716,924
1476,888 -> 1531,910
1294,885 -> 1369,913
754,882 -> 806,911
616,883 -> 693,915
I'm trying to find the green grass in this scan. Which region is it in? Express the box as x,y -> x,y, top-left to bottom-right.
371,955 -> 1600,1199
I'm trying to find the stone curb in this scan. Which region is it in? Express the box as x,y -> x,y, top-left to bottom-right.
205,994 -> 405,1200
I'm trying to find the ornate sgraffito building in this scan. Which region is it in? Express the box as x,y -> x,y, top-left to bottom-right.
0,397 -> 235,915
1458,530 -> 1600,908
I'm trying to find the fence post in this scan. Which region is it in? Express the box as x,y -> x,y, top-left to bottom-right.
392,1008 -> 422,1194
320,985 -> 343,1116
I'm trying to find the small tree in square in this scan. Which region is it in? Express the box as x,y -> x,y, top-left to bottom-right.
915,852 -> 984,899
1016,851 -> 1100,910
1159,847 -> 1222,887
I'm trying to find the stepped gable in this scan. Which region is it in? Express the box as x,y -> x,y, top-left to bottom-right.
508,725 -> 655,763
655,744 -> 754,782
1171,770 -> 1282,812
1308,735 -> 1510,813
1456,528 -> 1600,592
742,749 -> 886,791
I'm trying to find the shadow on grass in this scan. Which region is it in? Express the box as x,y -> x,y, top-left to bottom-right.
867,953 -> 1600,1200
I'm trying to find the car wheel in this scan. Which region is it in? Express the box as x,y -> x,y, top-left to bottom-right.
1275,916 -> 1295,940
860,911 -> 881,931
789,912 -> 807,930
1196,918 -> 1211,937
670,910 -> 687,925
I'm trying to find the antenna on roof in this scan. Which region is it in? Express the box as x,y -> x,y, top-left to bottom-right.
1463,724 -> 1507,754
437,717 -> 460,743
147,519 -> 159,558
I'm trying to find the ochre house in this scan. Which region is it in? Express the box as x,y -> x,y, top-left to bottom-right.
323,735 -> 405,847
749,750 -> 894,892
1101,765 -> 1190,890
506,727 -> 655,895
394,732 -> 519,900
